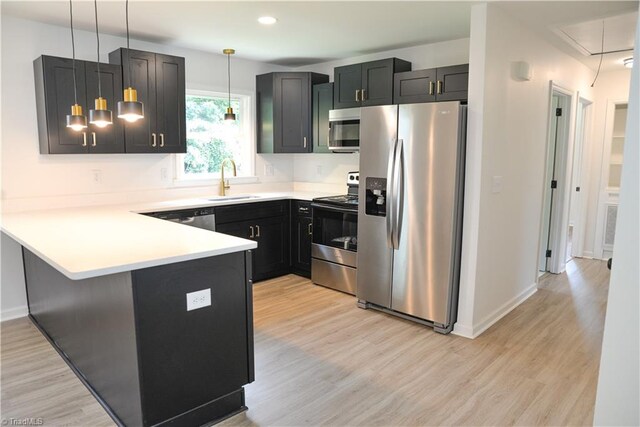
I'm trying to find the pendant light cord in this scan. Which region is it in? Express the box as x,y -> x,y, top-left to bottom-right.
126,0 -> 132,88
591,21 -> 605,88
227,53 -> 231,108
94,0 -> 102,98
69,0 -> 78,105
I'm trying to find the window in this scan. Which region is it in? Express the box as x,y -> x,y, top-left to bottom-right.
176,92 -> 253,180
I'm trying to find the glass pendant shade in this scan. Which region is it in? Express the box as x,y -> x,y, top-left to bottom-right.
117,87 -> 144,122
89,97 -> 113,128
224,106 -> 236,121
66,104 -> 87,131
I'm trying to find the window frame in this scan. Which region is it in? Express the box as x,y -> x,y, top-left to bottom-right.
174,88 -> 256,185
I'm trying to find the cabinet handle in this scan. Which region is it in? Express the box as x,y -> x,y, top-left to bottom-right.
256,225 -> 261,237
429,81 -> 435,95
361,89 -> 366,101
303,137 -> 307,148
82,132 -> 87,147
91,132 -> 97,147
151,133 -> 157,147
308,223 -> 313,235
160,133 -> 165,147
437,80 -> 443,94
250,226 -> 254,238
355,89 -> 360,102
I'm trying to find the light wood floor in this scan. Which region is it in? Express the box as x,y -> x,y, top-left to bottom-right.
1,258 -> 609,426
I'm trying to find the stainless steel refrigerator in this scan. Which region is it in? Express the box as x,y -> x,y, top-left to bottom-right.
356,101 -> 466,334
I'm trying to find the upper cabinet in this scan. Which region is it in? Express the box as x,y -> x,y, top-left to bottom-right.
312,82 -> 333,153
34,55 -> 125,154
109,48 -> 186,153
393,64 -> 469,104
256,72 -> 329,154
333,58 -> 411,109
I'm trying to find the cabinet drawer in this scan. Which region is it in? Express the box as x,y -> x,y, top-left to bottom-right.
292,200 -> 312,217
216,201 -> 289,224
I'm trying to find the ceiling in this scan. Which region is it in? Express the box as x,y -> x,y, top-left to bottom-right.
1,1 -> 638,69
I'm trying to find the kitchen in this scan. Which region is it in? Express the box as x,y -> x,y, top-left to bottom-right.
3,2 -> 637,424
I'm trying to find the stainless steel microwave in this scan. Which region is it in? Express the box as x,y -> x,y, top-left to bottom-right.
328,108 -> 360,152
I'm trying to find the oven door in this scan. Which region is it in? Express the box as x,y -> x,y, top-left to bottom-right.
311,203 -> 358,267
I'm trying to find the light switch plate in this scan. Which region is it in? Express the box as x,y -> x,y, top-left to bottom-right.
492,175 -> 503,194
186,288 -> 211,311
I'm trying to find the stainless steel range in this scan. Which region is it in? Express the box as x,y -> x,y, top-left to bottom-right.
311,172 -> 359,295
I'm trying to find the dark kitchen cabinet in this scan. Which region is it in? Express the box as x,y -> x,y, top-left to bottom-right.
216,201 -> 290,281
256,72 -> 329,153
333,58 -> 411,109
109,48 -> 186,154
34,55 -> 124,154
312,82 -> 333,153
291,200 -> 313,277
393,64 -> 469,104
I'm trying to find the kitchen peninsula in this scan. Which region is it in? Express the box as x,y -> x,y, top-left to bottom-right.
1,203 -> 259,426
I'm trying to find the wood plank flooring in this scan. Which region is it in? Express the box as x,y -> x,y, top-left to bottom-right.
1,258 -> 609,426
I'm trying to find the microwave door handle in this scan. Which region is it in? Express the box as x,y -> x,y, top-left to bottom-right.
386,138 -> 398,249
392,139 -> 404,249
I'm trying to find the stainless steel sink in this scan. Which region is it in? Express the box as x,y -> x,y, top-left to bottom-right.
207,195 -> 261,202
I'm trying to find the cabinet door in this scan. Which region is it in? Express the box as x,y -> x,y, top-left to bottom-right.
435,64 -> 469,102
333,64 -> 362,109
35,56 -> 88,154
361,59 -> 396,107
254,216 -> 290,281
118,49 -> 157,153
155,54 -> 186,153
274,73 -> 311,153
393,68 -> 436,104
312,82 -> 333,153
84,62 -> 125,153
292,215 -> 313,277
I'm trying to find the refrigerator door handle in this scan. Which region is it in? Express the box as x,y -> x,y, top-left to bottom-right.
392,139 -> 404,249
386,138 -> 398,248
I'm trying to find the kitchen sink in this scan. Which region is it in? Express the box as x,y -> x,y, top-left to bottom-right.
207,195 -> 261,202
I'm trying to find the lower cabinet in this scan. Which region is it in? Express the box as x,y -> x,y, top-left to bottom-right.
291,201 -> 313,277
216,201 -> 290,282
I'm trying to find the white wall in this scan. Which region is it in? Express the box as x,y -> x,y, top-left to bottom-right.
581,69 -> 632,258
0,15 -> 294,213
455,3 -> 596,337
593,14 -> 639,425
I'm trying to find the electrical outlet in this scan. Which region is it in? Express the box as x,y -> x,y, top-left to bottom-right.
491,175 -> 503,194
92,169 -> 102,184
186,288 -> 211,311
316,165 -> 323,175
264,164 -> 274,176
160,167 -> 168,181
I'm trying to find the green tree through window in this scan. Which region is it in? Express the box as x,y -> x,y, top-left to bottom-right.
184,95 -> 244,175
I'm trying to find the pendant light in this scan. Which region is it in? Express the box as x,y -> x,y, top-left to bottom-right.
66,0 -> 87,132
223,48 -> 236,121
117,0 -> 144,122
89,0 -> 113,128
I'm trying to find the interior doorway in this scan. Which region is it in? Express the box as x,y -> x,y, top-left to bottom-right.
539,84 -> 573,275
566,95 -> 593,262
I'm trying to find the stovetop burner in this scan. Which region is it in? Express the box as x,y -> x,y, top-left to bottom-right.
312,172 -> 359,209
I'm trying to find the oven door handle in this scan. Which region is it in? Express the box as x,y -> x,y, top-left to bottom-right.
310,203 -> 358,214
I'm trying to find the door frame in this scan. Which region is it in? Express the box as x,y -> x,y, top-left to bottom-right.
537,82 -> 575,274
594,99 -> 627,259
568,94 -> 593,258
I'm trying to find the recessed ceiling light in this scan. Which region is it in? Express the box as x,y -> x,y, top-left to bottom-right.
623,57 -> 633,68
258,16 -> 277,25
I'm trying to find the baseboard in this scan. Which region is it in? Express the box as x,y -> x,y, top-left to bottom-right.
456,283 -> 538,339
582,251 -> 594,259
451,323 -> 474,339
1,305 -> 28,322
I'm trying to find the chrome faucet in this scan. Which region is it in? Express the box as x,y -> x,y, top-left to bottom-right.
219,158 -> 237,196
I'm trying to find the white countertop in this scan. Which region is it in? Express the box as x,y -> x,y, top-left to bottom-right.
1,191 -> 338,281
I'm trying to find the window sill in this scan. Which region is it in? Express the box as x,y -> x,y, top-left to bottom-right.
173,175 -> 260,187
